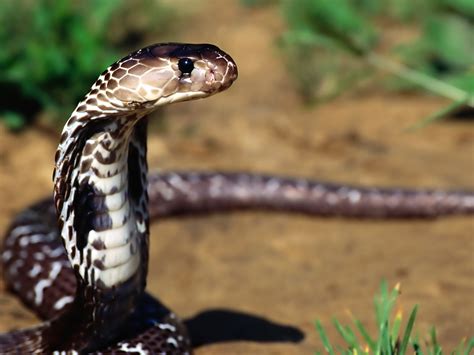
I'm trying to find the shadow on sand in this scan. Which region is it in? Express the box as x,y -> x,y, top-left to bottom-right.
185,309 -> 304,348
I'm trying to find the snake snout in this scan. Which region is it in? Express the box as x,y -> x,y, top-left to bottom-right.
205,45 -> 238,81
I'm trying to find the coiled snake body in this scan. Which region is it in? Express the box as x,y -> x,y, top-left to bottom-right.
0,43 -> 473,353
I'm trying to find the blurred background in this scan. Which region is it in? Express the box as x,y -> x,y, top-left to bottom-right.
0,0 -> 472,353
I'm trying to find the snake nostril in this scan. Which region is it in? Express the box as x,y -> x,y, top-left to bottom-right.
178,58 -> 194,75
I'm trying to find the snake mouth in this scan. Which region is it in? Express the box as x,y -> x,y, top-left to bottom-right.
219,61 -> 238,90
203,63 -> 238,94
204,45 -> 238,88
175,48 -> 237,96
192,44 -> 238,93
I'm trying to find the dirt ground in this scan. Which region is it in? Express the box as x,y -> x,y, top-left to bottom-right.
0,1 -> 473,353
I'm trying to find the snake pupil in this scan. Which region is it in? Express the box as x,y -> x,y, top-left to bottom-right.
178,58 -> 194,75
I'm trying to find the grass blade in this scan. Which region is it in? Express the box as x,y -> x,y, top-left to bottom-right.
353,318 -> 376,351
391,309 -> 403,349
399,305 -> 418,355
315,320 -> 335,355
405,98 -> 468,132
332,318 -> 359,348
464,337 -> 474,355
430,326 -> 443,355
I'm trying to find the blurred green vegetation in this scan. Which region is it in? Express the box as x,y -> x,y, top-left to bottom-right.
276,0 -> 474,124
0,0 -> 174,130
316,281 -> 473,354
240,0 -> 278,7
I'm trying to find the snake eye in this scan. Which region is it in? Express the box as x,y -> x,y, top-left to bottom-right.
178,58 -> 194,75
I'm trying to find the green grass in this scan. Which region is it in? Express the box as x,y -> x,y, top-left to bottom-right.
276,0 -> 474,125
315,281 -> 473,354
0,0 -> 174,130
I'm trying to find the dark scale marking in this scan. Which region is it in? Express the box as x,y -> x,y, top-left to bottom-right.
120,59 -> 138,69
76,104 -> 87,112
83,142 -> 96,156
97,93 -> 107,102
90,195 -> 109,212
91,213 -> 113,232
86,250 -> 92,269
93,259 -> 105,270
128,121 -> 148,208
107,80 -> 119,91
83,261 -> 89,284
95,149 -> 117,164
109,62 -> 119,72
63,182 -> 72,202
80,158 -> 93,174
102,139 -> 112,149
70,206 -> 81,224
90,165 -> 101,177
72,182 -> 98,251
64,160 -> 74,179
86,98 -> 97,106
112,68 -> 127,79
109,186 -> 119,194
60,132 -> 69,144
91,267 -> 96,284
57,219 -> 64,234
92,239 -> 106,250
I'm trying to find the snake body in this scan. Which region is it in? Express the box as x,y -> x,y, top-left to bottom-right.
0,43 -> 473,354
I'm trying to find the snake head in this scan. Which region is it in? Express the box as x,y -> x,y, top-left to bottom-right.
99,43 -> 238,110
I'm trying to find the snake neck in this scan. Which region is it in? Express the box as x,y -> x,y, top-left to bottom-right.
51,113 -> 150,351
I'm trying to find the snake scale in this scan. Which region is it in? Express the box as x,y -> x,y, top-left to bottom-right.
0,43 -> 473,354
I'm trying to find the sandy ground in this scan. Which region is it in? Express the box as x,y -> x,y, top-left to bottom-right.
0,1 -> 473,353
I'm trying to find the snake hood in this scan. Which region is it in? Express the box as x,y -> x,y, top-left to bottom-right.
53,42 -> 238,234
52,43 -> 238,291
47,43 -> 237,352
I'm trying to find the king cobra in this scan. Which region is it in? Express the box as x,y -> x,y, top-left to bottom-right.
0,43 -> 473,354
